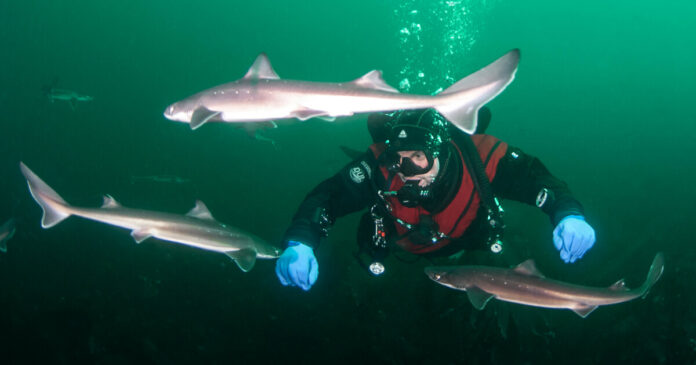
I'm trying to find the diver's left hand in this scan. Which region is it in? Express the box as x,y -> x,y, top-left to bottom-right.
553,215 -> 596,263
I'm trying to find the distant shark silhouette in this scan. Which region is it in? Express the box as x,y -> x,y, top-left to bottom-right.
43,80 -> 93,110
0,218 -> 16,253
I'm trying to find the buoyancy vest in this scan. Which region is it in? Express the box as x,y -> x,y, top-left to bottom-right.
369,135 -> 508,254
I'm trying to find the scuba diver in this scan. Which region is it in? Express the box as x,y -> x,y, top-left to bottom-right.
275,108 -> 596,291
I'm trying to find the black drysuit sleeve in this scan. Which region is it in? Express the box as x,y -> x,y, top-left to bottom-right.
491,145 -> 585,226
282,152 -> 379,249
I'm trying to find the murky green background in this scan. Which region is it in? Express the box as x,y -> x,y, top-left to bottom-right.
1,0 -> 695,363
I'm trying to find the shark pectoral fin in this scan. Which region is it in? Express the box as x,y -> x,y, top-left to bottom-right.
292,109 -> 332,121
350,70 -> 400,93
466,287 -> 495,310
190,107 -> 221,130
130,229 -> 153,244
225,249 -> 257,272
571,304 -> 598,318
69,98 -> 77,110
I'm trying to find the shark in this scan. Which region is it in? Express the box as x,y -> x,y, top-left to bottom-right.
0,218 -> 16,253
20,162 -> 281,272
164,49 -> 520,134
236,121 -> 279,148
130,175 -> 192,184
44,87 -> 93,110
425,253 -> 665,318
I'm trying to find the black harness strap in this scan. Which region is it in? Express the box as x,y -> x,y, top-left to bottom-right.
457,133 -> 505,249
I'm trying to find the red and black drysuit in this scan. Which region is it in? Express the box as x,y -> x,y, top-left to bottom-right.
282,130 -> 585,257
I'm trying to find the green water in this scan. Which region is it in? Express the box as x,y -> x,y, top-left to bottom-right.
1,1 -> 695,363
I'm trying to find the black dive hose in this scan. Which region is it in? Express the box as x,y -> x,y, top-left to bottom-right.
458,133 -> 505,252
459,134 -> 496,211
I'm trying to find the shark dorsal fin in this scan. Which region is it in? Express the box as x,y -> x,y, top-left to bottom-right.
101,195 -> 122,209
350,70 -> 399,93
243,53 -> 280,80
186,200 -> 215,221
608,279 -> 629,291
513,259 -> 545,278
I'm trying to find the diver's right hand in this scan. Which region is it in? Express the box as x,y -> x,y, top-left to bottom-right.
275,241 -> 318,291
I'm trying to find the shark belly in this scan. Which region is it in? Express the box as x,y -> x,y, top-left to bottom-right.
73,208 -> 244,252
207,82 -> 436,122
493,289 -> 590,310
152,228 -> 244,253
478,277 -> 642,311
288,91 -> 433,115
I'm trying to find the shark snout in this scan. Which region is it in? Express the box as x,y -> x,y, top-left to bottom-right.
163,104 -> 175,119
163,102 -> 194,123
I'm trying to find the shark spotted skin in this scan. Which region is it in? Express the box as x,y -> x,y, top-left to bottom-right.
425,253 -> 664,318
20,162 -> 280,272
164,50 -> 520,134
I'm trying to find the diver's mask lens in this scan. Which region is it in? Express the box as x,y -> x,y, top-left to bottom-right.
385,152 -> 433,177
399,156 -> 432,177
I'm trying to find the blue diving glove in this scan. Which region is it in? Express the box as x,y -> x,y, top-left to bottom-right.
552,215 -> 596,263
275,241 -> 319,291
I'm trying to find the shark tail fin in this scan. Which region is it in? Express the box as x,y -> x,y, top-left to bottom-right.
639,252 -> 665,299
19,162 -> 72,228
435,49 -> 520,134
